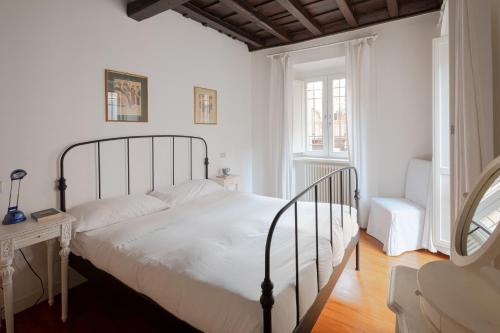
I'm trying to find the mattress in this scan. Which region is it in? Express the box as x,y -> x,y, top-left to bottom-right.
70,190 -> 358,333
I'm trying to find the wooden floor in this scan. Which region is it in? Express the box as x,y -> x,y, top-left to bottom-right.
313,232 -> 447,332
1,231 -> 446,333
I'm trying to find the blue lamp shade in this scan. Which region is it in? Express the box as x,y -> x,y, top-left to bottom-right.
10,169 -> 27,180
3,169 -> 28,225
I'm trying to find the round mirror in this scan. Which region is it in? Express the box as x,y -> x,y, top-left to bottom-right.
461,172 -> 500,256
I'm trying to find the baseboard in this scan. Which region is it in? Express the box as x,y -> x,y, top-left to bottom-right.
436,245 -> 450,256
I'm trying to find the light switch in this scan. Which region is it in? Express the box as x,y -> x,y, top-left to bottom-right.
220,152 -> 226,158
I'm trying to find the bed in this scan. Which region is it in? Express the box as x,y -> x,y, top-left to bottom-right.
57,135 -> 360,333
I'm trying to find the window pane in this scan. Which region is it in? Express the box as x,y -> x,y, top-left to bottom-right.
306,80 -> 324,152
332,78 -> 348,155
314,99 -> 322,113
333,103 -> 339,113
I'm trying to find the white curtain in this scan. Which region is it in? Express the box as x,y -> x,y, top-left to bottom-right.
422,179 -> 437,252
268,54 -> 294,199
451,0 -> 494,221
346,37 -> 377,228
292,80 -> 306,154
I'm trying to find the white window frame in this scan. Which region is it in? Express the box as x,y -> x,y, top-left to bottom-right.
301,73 -> 349,161
304,76 -> 328,157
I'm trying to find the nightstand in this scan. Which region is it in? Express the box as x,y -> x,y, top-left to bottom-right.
0,213 -> 75,333
210,175 -> 240,191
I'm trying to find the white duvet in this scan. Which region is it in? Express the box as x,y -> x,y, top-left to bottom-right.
71,190 -> 358,333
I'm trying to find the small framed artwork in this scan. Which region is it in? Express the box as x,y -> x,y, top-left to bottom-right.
194,86 -> 217,125
105,69 -> 148,122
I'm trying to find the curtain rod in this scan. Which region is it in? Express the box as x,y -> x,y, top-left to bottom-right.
265,34 -> 378,58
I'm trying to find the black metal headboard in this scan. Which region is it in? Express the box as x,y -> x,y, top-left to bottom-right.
58,135 -> 209,212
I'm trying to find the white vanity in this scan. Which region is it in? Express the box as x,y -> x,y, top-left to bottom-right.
388,156 -> 500,332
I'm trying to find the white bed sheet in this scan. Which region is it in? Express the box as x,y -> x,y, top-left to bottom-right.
70,191 -> 358,333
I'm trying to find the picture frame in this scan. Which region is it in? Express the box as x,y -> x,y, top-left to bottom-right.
105,69 -> 148,122
194,86 -> 217,125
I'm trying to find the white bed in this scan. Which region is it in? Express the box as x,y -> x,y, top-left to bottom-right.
70,190 -> 358,333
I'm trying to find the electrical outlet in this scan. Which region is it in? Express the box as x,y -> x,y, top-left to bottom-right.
220,152 -> 226,158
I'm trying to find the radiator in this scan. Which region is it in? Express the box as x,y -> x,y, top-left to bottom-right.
295,160 -> 352,203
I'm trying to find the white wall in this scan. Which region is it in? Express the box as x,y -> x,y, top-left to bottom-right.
252,13 -> 439,201
0,0 -> 252,314
293,56 -> 346,80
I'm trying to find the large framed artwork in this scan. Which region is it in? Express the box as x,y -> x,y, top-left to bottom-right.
105,69 -> 148,122
194,87 -> 217,125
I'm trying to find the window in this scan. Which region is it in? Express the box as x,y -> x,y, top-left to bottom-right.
306,81 -> 324,152
332,78 -> 347,156
304,75 -> 348,159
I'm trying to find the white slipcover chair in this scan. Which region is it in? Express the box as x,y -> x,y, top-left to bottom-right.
367,159 -> 432,256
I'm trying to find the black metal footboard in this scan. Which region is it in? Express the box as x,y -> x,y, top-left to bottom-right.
260,167 -> 360,333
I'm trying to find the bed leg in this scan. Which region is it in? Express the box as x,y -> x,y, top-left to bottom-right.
355,243 -> 360,271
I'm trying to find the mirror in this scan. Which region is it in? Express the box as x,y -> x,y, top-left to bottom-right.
464,174 -> 500,255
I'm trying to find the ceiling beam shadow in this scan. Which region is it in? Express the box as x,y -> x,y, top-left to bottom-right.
386,0 -> 399,17
275,0 -> 322,36
219,0 -> 292,42
176,3 -> 265,48
335,0 -> 358,27
128,0 -> 190,21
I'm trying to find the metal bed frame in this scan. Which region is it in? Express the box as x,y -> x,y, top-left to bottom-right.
58,135 -> 208,211
57,135 -> 360,333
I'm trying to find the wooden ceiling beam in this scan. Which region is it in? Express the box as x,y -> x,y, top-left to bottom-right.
335,0 -> 358,26
175,3 -> 264,48
128,0 -> 190,21
275,0 -> 322,36
219,0 -> 292,42
386,0 -> 399,17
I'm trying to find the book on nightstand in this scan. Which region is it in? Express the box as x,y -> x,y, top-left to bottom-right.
31,208 -> 63,222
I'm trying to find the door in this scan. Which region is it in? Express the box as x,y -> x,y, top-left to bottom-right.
432,36 -> 451,254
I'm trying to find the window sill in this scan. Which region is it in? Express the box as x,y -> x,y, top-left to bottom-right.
293,156 -> 351,165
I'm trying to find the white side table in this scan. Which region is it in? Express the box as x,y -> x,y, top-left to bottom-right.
387,265 -> 433,333
0,213 -> 75,333
210,175 -> 240,191
417,260 -> 500,333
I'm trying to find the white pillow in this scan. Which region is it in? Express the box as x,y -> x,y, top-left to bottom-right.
69,194 -> 168,233
149,179 -> 224,208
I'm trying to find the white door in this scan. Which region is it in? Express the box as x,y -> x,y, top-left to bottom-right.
432,36 -> 451,254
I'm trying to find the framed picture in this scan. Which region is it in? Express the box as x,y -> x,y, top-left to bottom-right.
105,69 -> 148,122
194,87 -> 217,124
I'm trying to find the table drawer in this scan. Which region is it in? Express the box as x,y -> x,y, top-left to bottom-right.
14,228 -> 60,249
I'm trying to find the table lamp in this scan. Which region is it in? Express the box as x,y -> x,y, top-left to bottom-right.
3,169 -> 28,225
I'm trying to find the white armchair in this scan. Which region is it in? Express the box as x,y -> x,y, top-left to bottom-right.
367,159 -> 432,256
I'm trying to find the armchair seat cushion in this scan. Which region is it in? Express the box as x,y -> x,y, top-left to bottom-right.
367,197 -> 425,256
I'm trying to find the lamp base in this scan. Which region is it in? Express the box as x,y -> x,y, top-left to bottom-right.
3,209 -> 26,225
